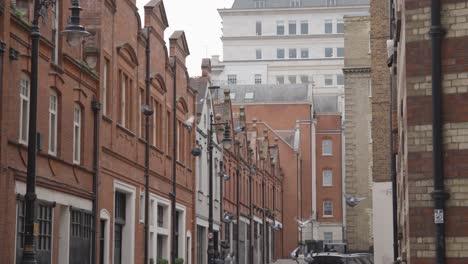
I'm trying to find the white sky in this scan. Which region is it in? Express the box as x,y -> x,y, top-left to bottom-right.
136,0 -> 235,77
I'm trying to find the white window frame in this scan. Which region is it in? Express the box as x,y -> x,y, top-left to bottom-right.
276,21 -> 285,35
245,92 -> 254,100
19,74 -> 30,145
51,0 -> 59,64
337,74 -> 344,86
73,105 -> 81,164
49,90 -> 58,155
289,48 -> 297,59
288,75 -> 296,84
323,170 -> 333,187
276,76 -> 284,84
288,20 -> 296,35
121,74 -> 126,126
277,48 -> 285,59
324,19 -> 333,34
337,47 -> 344,58
300,20 -> 308,35
324,232 -> 333,242
153,100 -> 157,145
337,18 -> 344,33
256,21 -> 262,36
138,89 -> 143,137
323,201 -> 333,217
256,49 -> 262,60
102,60 -> 108,116
113,180 -> 136,264
324,75 -> 334,86
322,139 -> 332,156
139,192 -> 145,223
254,74 -> 262,84
227,74 -> 237,85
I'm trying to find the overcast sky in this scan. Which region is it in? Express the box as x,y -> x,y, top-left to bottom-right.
136,0 -> 235,77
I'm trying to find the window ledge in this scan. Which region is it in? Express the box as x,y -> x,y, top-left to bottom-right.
322,215 -> 333,218
322,154 -> 333,157
116,123 -> 136,137
102,115 -> 113,123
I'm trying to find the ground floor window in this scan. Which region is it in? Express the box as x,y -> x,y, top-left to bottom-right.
114,191 -> 126,264
197,225 -> 205,264
70,208 -> 93,264
16,199 -> 53,264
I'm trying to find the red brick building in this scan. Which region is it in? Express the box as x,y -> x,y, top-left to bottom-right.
0,0 -> 99,263
229,85 -> 344,257
208,88 -> 284,264
0,0 -> 197,264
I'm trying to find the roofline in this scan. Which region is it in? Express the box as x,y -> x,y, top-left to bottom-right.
218,5 -> 370,15
247,121 -> 295,151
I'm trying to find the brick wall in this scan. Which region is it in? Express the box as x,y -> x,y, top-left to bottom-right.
371,0 -> 392,183
343,16 -> 373,252
395,0 -> 468,262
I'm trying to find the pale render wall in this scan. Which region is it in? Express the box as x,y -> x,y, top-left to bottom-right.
372,182 -> 394,264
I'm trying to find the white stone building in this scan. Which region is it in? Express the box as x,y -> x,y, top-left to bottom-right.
212,0 -> 369,113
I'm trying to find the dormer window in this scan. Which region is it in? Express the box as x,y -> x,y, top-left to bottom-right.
245,92 -> 254,100
290,0 -> 301,7
255,0 -> 265,8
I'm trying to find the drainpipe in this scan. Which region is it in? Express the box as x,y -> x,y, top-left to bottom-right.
429,0 -> 448,263
144,27 -> 151,264
248,149 -> 254,264
0,40 -> 5,131
262,170 -> 266,264
171,57 -> 178,264
388,0 -> 399,260
91,97 -> 101,264
235,144 -> 240,264
220,160 -> 224,240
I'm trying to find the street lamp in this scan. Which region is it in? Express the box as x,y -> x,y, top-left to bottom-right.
23,0 -> 89,263
207,87 -> 232,264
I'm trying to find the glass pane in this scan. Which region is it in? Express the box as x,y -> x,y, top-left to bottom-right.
289,22 -> 296,35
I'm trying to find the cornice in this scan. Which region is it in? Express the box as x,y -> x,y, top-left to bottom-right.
342,66 -> 371,73
222,33 -> 343,41
218,5 -> 370,15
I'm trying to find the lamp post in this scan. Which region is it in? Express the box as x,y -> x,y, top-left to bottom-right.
207,87 -> 232,264
23,1 -> 89,263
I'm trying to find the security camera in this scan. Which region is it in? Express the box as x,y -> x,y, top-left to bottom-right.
191,146 -> 202,157
183,116 -> 195,131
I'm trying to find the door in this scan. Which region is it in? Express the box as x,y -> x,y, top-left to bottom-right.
69,209 -> 92,264
100,220 -> 106,264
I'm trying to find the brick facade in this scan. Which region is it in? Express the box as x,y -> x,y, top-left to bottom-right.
0,0 -> 198,263
392,0 -> 468,262
343,16 -> 373,253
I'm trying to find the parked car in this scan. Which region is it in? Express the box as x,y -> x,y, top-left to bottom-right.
311,253 -> 374,264
292,251 -> 374,264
